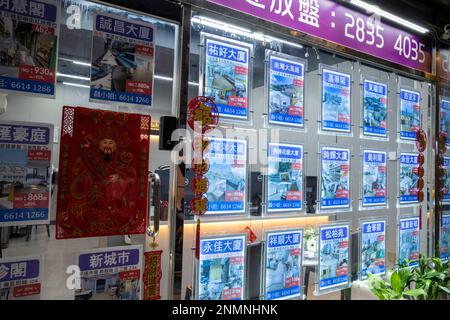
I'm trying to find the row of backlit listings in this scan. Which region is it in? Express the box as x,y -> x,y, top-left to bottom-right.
1,215 -> 449,300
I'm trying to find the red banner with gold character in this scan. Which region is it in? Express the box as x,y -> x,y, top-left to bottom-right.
56,106 -> 150,239
143,250 -> 162,300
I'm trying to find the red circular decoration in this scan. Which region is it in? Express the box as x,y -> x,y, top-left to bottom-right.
415,129 -> 426,152
417,153 -> 425,166
190,196 -> 208,216
187,96 -> 219,133
418,190 -> 424,203
191,176 -> 209,195
417,166 -> 425,178
438,132 -> 447,154
417,177 -> 424,190
192,137 -> 210,156
191,158 -> 210,175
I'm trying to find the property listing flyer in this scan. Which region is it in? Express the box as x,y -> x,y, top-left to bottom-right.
320,147 -> 350,209
264,229 -> 303,300
203,37 -> 250,120
362,150 -> 387,206
198,235 -> 246,300
76,245 -> 143,300
363,80 -> 388,137
443,156 -> 450,203
90,13 -> 154,106
360,220 -> 386,280
318,224 -> 350,291
399,153 -> 419,204
204,138 -> 247,215
0,120 -> 52,226
267,143 -> 303,213
0,255 -> 42,300
268,55 -> 305,127
440,99 -> 450,146
440,215 -> 450,263
398,217 -> 420,267
321,69 -> 351,133
0,0 -> 59,98
399,89 -> 420,141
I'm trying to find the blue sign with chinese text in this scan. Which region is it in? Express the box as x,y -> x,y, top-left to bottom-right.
204,38 -> 250,120
322,69 -> 351,133
400,89 -> 420,140
319,224 -> 350,291
363,80 -> 388,137
268,55 -> 305,128
321,147 -> 350,209
267,143 -> 303,213
205,138 -> 247,215
78,248 -> 141,272
399,153 -> 419,204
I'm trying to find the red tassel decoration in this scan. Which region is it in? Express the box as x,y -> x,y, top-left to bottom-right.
419,204 -> 422,230
195,217 -> 201,260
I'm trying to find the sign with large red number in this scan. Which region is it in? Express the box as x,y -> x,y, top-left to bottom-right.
0,0 -> 60,98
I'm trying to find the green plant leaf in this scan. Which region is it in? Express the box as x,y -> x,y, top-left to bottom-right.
438,285 -> 450,295
403,288 -> 426,299
390,271 -> 404,294
398,267 -> 412,286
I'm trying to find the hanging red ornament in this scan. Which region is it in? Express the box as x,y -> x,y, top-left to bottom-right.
187,96 -> 219,133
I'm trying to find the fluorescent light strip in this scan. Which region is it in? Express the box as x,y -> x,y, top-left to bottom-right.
349,0 -> 429,34
56,73 -> 90,81
192,16 -> 253,38
59,57 -> 92,67
62,81 -> 90,88
154,75 -> 199,86
154,75 -> 173,81
57,73 -> 199,86
73,60 -> 91,67
192,15 -> 302,48
264,35 -> 303,49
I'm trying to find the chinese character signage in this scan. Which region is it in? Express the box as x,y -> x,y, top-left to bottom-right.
400,89 -> 420,141
398,217 -> 420,267
363,80 -> 388,138
77,245 -> 143,300
360,220 -> 386,280
0,255 -> 41,300
321,68 -> 351,133
0,120 -> 52,226
399,152 -> 419,204
90,13 -> 154,106
203,37 -> 250,120
143,250 -> 162,300
56,106 -> 150,239
318,224 -> 349,292
443,156 -> 450,204
197,234 -> 246,300
268,54 -> 305,127
204,138 -> 247,215
0,0 -> 59,98
440,215 -> 450,263
440,99 -> 450,146
267,143 -> 303,213
264,229 -> 303,300
320,147 -> 350,209
207,0 -> 431,73
362,150 -> 387,207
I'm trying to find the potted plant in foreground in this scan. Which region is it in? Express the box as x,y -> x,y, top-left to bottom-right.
367,255 -> 450,300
